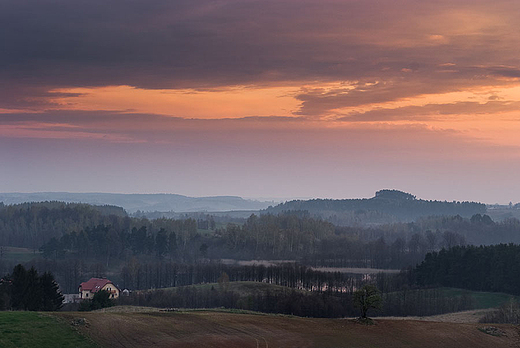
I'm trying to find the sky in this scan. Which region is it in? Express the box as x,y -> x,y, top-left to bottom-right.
1,0 -> 520,203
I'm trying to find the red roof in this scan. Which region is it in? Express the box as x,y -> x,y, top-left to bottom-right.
79,278 -> 115,293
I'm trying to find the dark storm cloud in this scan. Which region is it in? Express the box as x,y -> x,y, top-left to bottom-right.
487,66 -> 520,78
1,0 -> 520,111
2,0 -> 360,88
293,72 -> 484,115
0,85 -> 85,109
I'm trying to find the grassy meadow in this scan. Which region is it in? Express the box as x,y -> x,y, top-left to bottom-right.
0,312 -> 96,348
438,288 -> 517,309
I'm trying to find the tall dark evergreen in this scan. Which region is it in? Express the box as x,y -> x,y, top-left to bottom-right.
3,265 -> 63,311
25,267 -> 42,311
40,272 -> 64,311
0,276 -> 11,310
10,264 -> 28,310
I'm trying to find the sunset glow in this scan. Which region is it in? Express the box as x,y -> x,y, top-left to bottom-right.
2,0 -> 520,202
48,85 -> 302,119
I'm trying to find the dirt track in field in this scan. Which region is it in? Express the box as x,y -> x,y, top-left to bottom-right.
372,308 -> 496,323
57,310 -> 520,348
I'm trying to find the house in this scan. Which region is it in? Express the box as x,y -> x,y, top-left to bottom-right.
63,293 -> 81,304
79,277 -> 119,300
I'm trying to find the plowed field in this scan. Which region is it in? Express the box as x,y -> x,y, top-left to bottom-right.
56,309 -> 520,348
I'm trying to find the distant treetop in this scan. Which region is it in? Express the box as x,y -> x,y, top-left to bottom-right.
374,189 -> 416,201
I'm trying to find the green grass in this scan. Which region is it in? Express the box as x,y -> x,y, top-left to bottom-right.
153,281 -> 300,297
147,282 -> 516,310
0,312 -> 96,348
385,287 -> 517,311
438,288 -> 516,309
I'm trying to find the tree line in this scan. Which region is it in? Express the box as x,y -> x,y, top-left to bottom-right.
0,264 -> 63,311
116,271 -> 475,318
415,244 -> 520,295
120,262 -> 361,292
121,285 -> 353,318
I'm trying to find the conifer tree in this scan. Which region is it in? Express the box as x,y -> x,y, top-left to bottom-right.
40,271 -> 64,311
10,264 -> 28,310
25,267 -> 42,311
6,264 -> 63,311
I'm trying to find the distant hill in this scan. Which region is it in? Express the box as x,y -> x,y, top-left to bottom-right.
265,189 -> 486,226
0,192 -> 274,213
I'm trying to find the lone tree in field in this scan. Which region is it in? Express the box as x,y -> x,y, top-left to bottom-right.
353,284 -> 383,319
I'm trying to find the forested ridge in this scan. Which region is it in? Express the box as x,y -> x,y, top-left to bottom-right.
266,189 -> 486,225
0,202 -> 126,249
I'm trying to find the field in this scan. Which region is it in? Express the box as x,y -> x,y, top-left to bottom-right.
149,281 -> 300,296
55,309 -> 520,348
376,309 -> 496,324
383,287 -> 517,310
144,281 -> 516,310
311,267 -> 401,274
438,288 -> 516,309
0,312 -> 96,348
0,306 -> 518,347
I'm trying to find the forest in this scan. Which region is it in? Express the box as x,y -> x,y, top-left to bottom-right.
2,200 -> 520,319
415,244 -> 520,294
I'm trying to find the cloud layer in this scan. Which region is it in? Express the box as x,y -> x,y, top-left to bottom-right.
1,0 -> 520,202
2,0 -> 520,106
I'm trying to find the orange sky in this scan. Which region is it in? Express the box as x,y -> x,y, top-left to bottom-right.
1,0 -> 520,202
21,80 -> 520,150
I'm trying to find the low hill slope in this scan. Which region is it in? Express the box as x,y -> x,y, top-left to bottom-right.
145,281 -> 298,296
57,310 -> 519,348
0,312 -> 95,348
